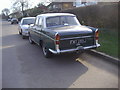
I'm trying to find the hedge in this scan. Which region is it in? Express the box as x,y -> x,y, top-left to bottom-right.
61,3 -> 118,29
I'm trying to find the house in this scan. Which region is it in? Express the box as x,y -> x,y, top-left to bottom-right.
46,2 -> 75,12
97,2 -> 118,6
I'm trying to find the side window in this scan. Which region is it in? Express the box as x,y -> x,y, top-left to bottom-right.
38,17 -> 44,28
38,18 -> 42,26
35,17 -> 39,26
20,19 -> 23,25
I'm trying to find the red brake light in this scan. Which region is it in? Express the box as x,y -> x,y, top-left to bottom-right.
55,34 -> 60,40
55,34 -> 60,44
95,30 -> 99,40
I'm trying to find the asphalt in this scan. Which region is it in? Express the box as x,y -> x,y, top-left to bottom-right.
0,19 -> 2,89
2,20 -> 119,88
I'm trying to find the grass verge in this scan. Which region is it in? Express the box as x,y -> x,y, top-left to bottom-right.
96,28 -> 118,58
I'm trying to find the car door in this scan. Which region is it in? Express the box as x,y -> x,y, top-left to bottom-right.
34,17 -> 44,44
30,17 -> 39,43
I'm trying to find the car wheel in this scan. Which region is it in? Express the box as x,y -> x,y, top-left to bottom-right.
29,35 -> 34,44
19,31 -> 22,35
21,30 -> 25,39
22,35 -> 25,39
20,29 -> 23,35
42,43 -> 52,58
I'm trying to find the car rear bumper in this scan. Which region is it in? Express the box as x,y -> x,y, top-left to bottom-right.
49,44 -> 100,54
22,31 -> 29,36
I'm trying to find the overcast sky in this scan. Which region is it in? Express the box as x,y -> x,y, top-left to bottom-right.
0,0 -> 50,14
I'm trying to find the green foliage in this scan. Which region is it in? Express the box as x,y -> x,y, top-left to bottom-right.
61,3 -> 118,29
97,29 -> 118,58
26,3 -> 46,17
28,7 -> 43,17
61,3 -> 118,58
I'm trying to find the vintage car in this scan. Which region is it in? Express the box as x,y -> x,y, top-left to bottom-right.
11,18 -> 18,24
18,17 -> 35,39
29,13 -> 100,58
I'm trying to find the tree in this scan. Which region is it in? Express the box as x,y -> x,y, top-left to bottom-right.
37,3 -> 47,11
12,0 -> 29,16
28,4 -> 45,17
2,8 -> 10,16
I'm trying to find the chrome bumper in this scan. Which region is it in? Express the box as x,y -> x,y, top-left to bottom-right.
49,44 -> 100,54
22,31 -> 29,36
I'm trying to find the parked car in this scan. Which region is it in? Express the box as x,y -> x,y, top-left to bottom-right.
29,13 -> 100,58
18,17 -> 35,39
8,18 -> 11,22
11,18 -> 18,24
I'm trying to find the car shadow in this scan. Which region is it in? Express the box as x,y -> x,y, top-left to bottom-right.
2,33 -> 118,88
2,34 -> 89,88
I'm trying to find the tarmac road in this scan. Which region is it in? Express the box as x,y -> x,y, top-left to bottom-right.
2,20 -> 118,88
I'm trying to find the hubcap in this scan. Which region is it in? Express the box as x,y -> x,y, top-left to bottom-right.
43,46 -> 47,56
29,36 -> 32,43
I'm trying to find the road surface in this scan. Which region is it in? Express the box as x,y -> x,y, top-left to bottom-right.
2,20 -> 118,88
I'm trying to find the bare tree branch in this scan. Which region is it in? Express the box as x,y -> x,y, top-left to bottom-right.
12,0 -> 29,16
2,8 -> 10,16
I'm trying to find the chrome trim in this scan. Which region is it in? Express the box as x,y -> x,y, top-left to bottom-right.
22,33 -> 29,36
95,29 -> 99,45
56,45 -> 60,54
60,36 -> 93,40
49,49 -> 58,54
95,28 -> 98,32
49,44 -> 100,54
31,38 -> 39,45
55,32 -> 59,37
96,43 -> 100,47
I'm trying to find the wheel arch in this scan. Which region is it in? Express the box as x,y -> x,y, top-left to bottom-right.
39,40 -> 43,47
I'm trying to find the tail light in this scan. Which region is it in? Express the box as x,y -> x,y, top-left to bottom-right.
95,30 -> 99,40
55,33 -> 60,53
55,34 -> 60,45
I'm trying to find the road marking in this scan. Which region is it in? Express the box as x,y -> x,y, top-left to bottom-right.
2,45 -> 15,49
75,57 -> 92,67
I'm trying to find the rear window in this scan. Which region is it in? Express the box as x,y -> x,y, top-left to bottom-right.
46,16 -> 80,27
22,18 -> 35,25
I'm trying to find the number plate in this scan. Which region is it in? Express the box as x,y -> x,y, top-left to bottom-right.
70,39 -> 86,45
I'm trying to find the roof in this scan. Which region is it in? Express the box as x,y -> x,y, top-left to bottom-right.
22,17 -> 35,20
47,2 -> 73,7
37,13 -> 75,18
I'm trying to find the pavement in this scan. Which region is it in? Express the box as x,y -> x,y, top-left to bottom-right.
88,50 -> 119,65
2,20 -> 119,88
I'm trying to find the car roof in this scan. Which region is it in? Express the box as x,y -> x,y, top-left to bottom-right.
12,18 -> 18,20
22,17 -> 35,20
37,13 -> 75,18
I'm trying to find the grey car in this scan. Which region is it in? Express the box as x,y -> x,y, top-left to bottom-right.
18,17 -> 35,39
11,18 -> 18,24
